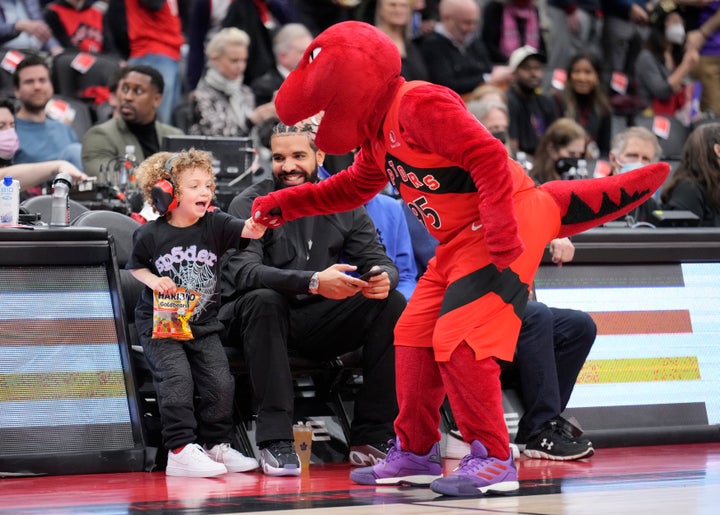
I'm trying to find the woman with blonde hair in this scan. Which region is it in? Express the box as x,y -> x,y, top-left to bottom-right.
190,27 -> 276,137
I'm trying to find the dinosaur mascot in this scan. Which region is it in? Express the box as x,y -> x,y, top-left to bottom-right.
251,21 -> 669,496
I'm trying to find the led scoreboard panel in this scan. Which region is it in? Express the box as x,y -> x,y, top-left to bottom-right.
0,228 -> 146,475
534,228 -> 720,446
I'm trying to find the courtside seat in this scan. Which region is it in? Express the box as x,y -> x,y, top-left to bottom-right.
20,195 -> 89,225
47,95 -> 95,139
632,114 -> 690,160
51,50 -> 122,102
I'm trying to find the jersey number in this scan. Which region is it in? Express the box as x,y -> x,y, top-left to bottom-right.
408,196 -> 441,229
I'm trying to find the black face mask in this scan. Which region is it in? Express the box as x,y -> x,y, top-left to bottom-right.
555,157 -> 579,175
491,131 -> 507,144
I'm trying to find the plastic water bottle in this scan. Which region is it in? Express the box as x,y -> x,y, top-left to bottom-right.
123,145 -> 137,188
124,145 -> 137,167
0,176 -> 20,225
50,173 -> 73,226
515,151 -> 532,174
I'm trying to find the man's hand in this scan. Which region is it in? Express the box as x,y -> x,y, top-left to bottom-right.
315,264 -> 386,300
359,266 -> 390,300
249,102 -> 277,126
15,20 -> 53,43
488,65 -> 513,86
251,194 -> 284,228
549,237 -> 575,266
55,161 -> 88,184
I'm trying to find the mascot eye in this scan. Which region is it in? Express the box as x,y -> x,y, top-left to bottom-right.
309,47 -> 322,63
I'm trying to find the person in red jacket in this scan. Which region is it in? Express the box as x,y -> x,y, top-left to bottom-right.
44,0 -> 110,54
105,0 -> 184,124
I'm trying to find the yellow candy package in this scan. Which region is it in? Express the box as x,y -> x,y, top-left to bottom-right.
152,287 -> 201,340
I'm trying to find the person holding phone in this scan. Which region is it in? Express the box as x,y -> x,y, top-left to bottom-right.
219,121 -> 406,477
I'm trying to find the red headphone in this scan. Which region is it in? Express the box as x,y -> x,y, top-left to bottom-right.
151,154 -> 180,215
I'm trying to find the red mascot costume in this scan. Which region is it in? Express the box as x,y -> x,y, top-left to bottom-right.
251,21 -> 669,497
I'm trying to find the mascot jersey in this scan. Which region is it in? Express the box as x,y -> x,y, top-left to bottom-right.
376,81 -> 562,361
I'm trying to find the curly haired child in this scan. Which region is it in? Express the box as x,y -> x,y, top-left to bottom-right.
127,149 -> 264,477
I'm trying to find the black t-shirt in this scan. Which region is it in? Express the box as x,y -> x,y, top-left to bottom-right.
127,210 -> 249,337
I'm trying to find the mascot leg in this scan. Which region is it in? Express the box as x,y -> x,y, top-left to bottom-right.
349,345 -> 444,486
429,343 -> 519,497
394,346 -> 445,454
439,343 -> 509,458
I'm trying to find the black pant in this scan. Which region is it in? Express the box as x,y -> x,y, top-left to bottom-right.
222,289 -> 405,446
142,332 -> 235,450
513,302 -> 597,442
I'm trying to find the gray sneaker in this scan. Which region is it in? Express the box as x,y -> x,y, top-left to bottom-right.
349,440 -> 393,466
259,440 -> 301,476
350,437 -> 443,486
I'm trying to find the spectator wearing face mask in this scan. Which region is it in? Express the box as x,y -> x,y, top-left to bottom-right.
608,125 -> 663,224
528,117 -> 588,184
608,125 -> 661,175
0,97 -> 86,194
467,97 -> 511,155
634,2 -> 699,118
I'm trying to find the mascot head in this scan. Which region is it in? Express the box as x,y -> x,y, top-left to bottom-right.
275,21 -> 403,155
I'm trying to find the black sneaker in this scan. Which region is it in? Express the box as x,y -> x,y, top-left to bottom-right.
259,440 -> 301,476
349,440 -> 393,466
523,420 -> 595,461
553,416 -> 593,447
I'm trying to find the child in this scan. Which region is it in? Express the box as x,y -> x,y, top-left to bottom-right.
127,149 -> 264,477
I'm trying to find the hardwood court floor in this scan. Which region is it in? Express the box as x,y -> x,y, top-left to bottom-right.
1,442 -> 719,514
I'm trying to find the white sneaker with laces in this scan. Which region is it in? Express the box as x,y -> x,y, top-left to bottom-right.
166,443 -> 228,477
205,443 -> 259,472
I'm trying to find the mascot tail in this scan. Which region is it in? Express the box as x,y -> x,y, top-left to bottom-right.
539,162 -> 670,238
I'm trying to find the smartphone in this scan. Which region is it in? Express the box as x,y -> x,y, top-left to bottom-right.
358,268 -> 384,281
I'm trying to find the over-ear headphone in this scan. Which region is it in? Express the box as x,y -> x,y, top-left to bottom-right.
151,154 -> 180,215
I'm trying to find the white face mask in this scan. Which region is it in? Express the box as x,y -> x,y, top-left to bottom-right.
665,23 -> 686,45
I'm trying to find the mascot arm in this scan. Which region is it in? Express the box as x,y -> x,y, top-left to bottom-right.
251,150 -> 388,227
399,85 -> 523,269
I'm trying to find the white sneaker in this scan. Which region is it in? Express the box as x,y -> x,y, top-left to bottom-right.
445,430 -> 520,460
166,443 -> 228,477
205,443 -> 259,472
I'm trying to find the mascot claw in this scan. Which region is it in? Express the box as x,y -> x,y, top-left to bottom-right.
252,197 -> 284,228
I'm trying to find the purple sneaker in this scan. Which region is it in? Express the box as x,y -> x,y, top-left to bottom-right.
430,440 -> 518,497
349,437 -> 443,486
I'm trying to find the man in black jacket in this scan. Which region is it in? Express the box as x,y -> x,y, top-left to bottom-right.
219,121 -> 405,477
418,0 -> 512,96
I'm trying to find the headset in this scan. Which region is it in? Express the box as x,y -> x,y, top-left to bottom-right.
151,154 -> 180,215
